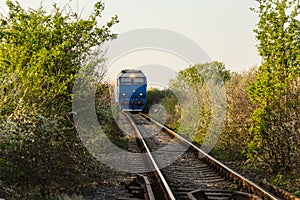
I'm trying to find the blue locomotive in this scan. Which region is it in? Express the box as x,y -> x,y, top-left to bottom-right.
116,69 -> 147,111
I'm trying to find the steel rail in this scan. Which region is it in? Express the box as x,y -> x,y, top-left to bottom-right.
123,111 -> 176,200
140,113 -> 279,200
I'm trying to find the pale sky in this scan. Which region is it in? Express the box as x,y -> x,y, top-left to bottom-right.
0,0 -> 260,86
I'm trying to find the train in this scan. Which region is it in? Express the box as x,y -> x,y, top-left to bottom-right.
116,69 -> 147,112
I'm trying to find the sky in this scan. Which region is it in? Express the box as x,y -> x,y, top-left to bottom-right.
0,0 -> 261,87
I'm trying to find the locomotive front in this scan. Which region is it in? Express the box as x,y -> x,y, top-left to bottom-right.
117,69 -> 147,111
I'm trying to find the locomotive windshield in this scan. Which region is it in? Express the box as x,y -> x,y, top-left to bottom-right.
120,77 -> 131,85
133,77 -> 144,85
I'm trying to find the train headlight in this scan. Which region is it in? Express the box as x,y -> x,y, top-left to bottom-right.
139,93 -> 143,96
122,93 -> 126,96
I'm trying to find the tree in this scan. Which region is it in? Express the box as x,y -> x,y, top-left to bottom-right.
215,69 -> 257,161
248,0 -> 300,173
0,0 -> 118,198
169,61 -> 230,143
0,0 -> 118,116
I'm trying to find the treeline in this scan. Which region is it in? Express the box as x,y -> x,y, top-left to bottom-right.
0,1 -> 118,198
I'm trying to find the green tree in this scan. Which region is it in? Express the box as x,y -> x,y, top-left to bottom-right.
248,0 -> 300,173
0,0 -> 118,198
169,61 -> 230,143
0,0 -> 118,116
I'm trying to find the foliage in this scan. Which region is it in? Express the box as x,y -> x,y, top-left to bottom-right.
145,88 -> 179,128
0,113 -> 100,199
0,0 -> 118,198
95,83 -> 128,138
145,88 -> 166,113
214,69 -> 257,161
270,173 -> 300,197
0,0 -> 118,116
248,0 -> 300,173
169,61 -> 230,143
171,61 -> 230,92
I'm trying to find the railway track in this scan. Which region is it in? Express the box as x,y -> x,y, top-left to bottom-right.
121,111 -> 281,200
